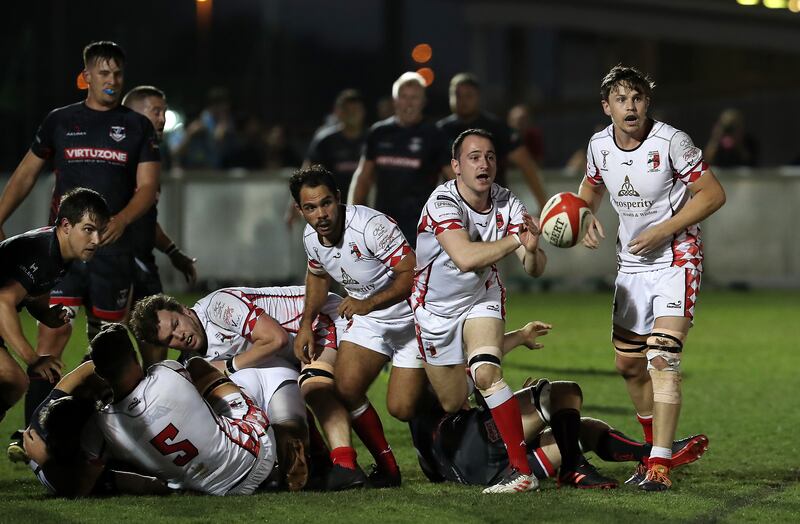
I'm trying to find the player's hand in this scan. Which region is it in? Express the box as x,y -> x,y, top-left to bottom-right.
40,304 -> 74,328
582,216 -> 605,249
628,224 -> 670,256
293,325 -> 317,364
22,428 -> 49,465
518,213 -> 541,252
99,215 -> 128,246
519,321 -> 552,350
169,250 -> 197,285
28,355 -> 64,383
337,296 -> 373,320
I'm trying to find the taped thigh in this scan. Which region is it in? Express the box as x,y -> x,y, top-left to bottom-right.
298,361 -> 335,391
646,328 -> 684,404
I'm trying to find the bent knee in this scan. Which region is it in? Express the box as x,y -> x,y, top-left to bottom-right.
387,399 -> 416,422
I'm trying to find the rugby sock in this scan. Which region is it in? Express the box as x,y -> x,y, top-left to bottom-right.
530,447 -> 557,480
330,446 -> 358,470
637,413 -> 654,445
550,408 -> 582,473
594,428 -> 650,462
306,409 -> 331,468
350,402 -> 399,475
24,373 -> 58,426
649,446 -> 672,469
483,386 -> 532,475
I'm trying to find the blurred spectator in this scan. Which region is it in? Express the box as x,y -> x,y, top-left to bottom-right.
376,95 -> 394,121
564,123 -> 606,176
171,87 -> 239,169
264,124 -> 301,169
704,108 -> 758,167
507,104 -> 545,165
226,115 -> 267,169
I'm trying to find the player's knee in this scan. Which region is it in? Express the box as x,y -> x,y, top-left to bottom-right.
468,346 -> 503,391
0,368 -> 28,405
550,380 -> 582,409
298,361 -> 335,398
646,329 -> 684,404
615,354 -> 647,380
387,396 -> 416,422
439,395 -> 468,414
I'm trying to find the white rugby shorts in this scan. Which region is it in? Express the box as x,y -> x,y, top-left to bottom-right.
340,312 -> 421,368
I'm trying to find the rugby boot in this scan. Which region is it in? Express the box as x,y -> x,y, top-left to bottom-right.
639,463 -> 672,491
367,463 -> 402,488
7,430 -> 27,464
671,434 -> 709,469
625,460 -> 648,485
482,467 -> 538,493
324,464 -> 368,491
558,457 -> 618,489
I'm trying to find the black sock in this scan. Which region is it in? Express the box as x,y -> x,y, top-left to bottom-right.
550,408 -> 582,473
24,374 -> 57,426
594,428 -> 649,463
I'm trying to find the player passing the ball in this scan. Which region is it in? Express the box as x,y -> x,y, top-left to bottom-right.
577,65 -> 725,491
412,128 -> 548,493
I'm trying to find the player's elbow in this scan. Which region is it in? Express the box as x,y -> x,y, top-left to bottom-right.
450,253 -> 477,273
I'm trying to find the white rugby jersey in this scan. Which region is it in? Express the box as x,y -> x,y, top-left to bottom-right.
584,121 -> 707,273
303,205 -> 413,322
413,180 -> 526,317
94,361 -> 272,496
192,286 -> 343,362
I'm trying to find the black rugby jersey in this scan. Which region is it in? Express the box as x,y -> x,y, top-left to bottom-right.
364,117 -> 450,242
31,102 -> 160,252
306,124 -> 364,199
437,112 -> 521,188
0,227 -> 70,300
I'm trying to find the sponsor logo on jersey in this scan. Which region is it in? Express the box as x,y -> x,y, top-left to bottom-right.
666,300 -> 682,309
409,136 -> 423,153
621,159 -> 633,166
349,242 -> 362,260
600,150 -> 610,170
332,252 -> 342,259
375,155 -> 422,169
110,126 -> 126,142
19,262 -> 39,280
66,131 -> 87,137
683,147 -> 701,167
215,332 -> 236,343
617,176 -> 640,197
425,343 -> 437,357
648,151 -> 660,172
128,398 -> 141,411
64,148 -> 128,163
495,212 -> 505,230
340,268 -> 359,285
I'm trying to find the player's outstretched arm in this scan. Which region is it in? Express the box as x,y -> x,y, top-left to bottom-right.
231,315 -> 290,369
295,270 -> 332,364
628,170 -> 726,256
154,222 -> 197,285
0,151 -> 46,240
502,321 -> 552,355
516,213 -> 547,277
347,157 -> 375,205
578,181 -> 606,249
100,161 -> 160,246
438,228 -> 521,273
509,145 -> 547,210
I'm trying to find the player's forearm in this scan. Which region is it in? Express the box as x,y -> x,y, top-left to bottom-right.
662,189 -> 725,237
153,222 -> 173,252
0,303 -> 37,364
365,274 -> 414,312
300,272 -> 330,327
235,336 -> 288,368
452,235 -> 521,273
520,245 -> 547,277
578,181 -> 604,214
116,181 -> 158,226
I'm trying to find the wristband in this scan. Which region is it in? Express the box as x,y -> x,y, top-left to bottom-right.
225,357 -> 237,375
164,243 -> 179,256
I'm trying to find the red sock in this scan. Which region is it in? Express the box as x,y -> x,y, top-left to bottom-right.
330,446 -> 357,470
637,413 -> 654,445
532,447 -> 556,478
306,409 -> 331,467
351,403 -> 399,475
484,387 -> 531,475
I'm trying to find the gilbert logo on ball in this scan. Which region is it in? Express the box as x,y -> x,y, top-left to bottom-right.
539,192 -> 593,248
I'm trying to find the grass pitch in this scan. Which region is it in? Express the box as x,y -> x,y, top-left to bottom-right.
0,290 -> 797,523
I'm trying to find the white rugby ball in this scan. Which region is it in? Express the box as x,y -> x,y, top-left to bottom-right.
539,192 -> 593,248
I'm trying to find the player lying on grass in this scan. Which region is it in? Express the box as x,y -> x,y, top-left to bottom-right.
130,287 -> 392,490
409,321 -> 709,490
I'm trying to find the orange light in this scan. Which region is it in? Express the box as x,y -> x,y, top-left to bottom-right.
76,71 -> 88,90
411,44 -> 432,64
417,67 -> 434,86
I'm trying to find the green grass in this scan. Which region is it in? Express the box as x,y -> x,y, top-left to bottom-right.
1,290 -> 798,523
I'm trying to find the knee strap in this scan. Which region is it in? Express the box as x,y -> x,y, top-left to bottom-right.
298,361 -> 335,390
467,346 -> 503,381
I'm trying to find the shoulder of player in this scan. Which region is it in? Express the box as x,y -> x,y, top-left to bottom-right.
589,125 -> 613,144
436,114 -> 459,131
40,102 -> 85,125
647,120 -> 684,144
312,123 -> 344,143
368,116 -> 397,134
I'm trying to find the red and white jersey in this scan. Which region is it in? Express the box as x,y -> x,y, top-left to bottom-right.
584,121 -> 707,273
413,180 -> 526,317
192,286 -> 343,362
303,205 -> 413,322
93,361 -> 271,496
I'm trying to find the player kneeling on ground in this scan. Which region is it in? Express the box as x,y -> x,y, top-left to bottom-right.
90,323 -> 306,495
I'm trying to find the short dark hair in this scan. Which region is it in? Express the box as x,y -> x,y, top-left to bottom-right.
335,89 -> 363,109
42,395 -> 96,464
449,72 -> 480,95
600,65 -> 655,101
122,85 -> 166,107
289,165 -> 340,204
55,188 -> 111,227
129,294 -> 184,346
452,128 -> 495,159
83,41 -> 126,68
90,323 -> 137,382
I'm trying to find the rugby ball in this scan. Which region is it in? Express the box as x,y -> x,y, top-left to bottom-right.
539,192 -> 593,248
